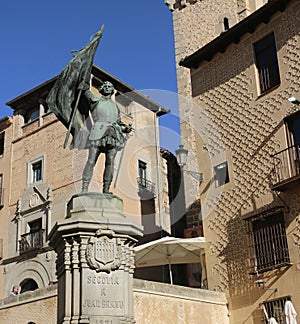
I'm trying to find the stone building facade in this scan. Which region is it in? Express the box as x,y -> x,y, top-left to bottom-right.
166,0 -> 300,323
0,117 -> 13,296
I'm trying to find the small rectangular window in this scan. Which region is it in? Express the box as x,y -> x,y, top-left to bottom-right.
0,133 -> 4,156
223,17 -> 229,31
32,161 -> 42,183
254,33 -> 280,94
214,162 -> 229,187
28,156 -> 44,185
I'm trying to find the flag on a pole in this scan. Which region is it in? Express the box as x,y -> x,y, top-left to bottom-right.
46,25 -> 104,149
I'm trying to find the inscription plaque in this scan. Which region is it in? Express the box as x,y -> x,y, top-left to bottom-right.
82,269 -> 125,317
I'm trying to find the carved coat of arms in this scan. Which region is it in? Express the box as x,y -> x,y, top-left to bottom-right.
86,229 -> 121,272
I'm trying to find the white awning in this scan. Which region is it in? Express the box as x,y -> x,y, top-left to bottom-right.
134,236 -> 209,268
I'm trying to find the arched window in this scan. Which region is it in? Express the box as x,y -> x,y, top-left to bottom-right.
20,279 -> 38,293
223,17 -> 229,31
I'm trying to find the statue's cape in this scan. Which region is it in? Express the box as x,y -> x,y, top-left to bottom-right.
45,26 -> 104,149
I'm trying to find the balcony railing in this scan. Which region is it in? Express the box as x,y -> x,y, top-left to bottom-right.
272,144 -> 300,190
137,177 -> 155,198
19,229 -> 45,253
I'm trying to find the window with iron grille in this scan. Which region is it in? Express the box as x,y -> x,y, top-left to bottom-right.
247,210 -> 290,273
263,296 -> 290,324
254,33 -> 280,94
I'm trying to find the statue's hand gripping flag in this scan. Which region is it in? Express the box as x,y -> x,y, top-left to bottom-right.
46,25 -> 104,149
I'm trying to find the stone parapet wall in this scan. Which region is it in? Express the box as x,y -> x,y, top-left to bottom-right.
134,279 -> 228,324
0,285 -> 57,324
0,280 -> 229,324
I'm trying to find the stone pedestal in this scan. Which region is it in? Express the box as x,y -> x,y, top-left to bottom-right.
49,193 -> 143,324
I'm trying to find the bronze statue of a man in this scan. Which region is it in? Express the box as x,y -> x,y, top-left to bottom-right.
46,27 -> 132,194
81,81 -> 132,194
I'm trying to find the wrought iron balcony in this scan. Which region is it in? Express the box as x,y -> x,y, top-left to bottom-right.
271,144 -> 300,191
19,229 -> 45,253
137,177 -> 155,199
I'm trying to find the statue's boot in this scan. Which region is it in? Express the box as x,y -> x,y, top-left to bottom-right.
103,181 -> 113,195
103,153 -> 115,195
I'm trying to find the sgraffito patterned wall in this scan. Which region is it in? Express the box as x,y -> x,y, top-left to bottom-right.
171,0 -> 239,99
193,54 -> 280,292
176,2 -> 300,294
196,5 -> 298,293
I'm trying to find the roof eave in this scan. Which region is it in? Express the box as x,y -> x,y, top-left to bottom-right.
179,0 -> 291,69
6,65 -> 169,116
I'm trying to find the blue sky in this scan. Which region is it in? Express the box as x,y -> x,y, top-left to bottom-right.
0,0 -> 180,152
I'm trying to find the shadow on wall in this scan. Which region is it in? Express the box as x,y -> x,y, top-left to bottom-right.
220,192 -> 291,302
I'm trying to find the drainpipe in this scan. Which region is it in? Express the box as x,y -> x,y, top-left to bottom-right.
154,107 -> 164,236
